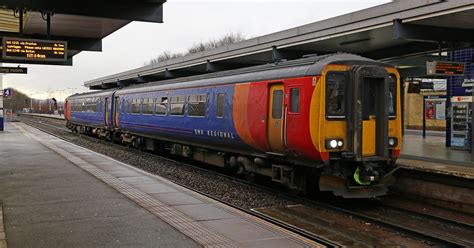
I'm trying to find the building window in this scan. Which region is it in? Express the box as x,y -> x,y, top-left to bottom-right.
326,72 -> 346,118
155,97 -> 168,115
272,90 -> 283,119
290,88 -> 300,113
142,98 -> 154,115
188,94 -> 207,117
216,93 -> 225,118
170,95 -> 185,116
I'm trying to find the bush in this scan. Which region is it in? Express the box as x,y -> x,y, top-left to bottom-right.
146,32 -> 245,65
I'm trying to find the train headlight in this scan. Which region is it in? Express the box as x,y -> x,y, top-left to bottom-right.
326,139 -> 344,149
388,137 -> 398,147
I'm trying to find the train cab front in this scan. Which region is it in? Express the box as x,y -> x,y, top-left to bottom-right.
317,63 -> 402,198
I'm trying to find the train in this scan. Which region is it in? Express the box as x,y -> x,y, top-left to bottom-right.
65,53 -> 402,198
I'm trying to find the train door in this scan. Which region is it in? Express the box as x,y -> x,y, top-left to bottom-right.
105,97 -> 109,128
361,78 -> 378,156
268,83 -> 285,153
350,66 -> 389,160
114,96 -> 119,128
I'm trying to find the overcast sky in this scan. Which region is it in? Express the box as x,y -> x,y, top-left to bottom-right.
3,0 -> 390,101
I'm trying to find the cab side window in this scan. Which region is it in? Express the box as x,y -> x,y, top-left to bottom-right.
326,72 -> 346,118
289,88 -> 300,113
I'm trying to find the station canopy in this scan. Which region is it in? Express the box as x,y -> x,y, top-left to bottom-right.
0,0 -> 165,65
84,0 -> 474,89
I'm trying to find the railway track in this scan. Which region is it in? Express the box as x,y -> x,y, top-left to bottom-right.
17,114 -> 474,247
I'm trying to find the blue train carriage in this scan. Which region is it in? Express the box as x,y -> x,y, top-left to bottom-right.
113,81 -> 252,156
65,89 -> 116,138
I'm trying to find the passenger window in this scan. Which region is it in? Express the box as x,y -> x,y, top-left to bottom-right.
121,99 -> 126,114
272,90 -> 283,119
170,95 -> 185,116
290,88 -> 300,113
188,94 -> 207,117
155,97 -> 168,115
216,93 -> 224,118
326,73 -> 346,117
132,98 -> 140,114
389,74 -> 397,117
143,98 -> 154,115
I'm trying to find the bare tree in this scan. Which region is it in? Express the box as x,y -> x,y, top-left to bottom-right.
146,32 -> 246,65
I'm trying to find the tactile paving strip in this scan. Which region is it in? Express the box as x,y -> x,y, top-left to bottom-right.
15,123 -> 240,248
0,203 -> 7,248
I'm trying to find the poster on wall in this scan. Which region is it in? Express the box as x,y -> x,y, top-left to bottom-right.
435,101 -> 446,119
425,101 -> 436,119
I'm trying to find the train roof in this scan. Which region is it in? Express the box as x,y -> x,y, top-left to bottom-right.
66,88 -> 115,100
71,53 -> 393,98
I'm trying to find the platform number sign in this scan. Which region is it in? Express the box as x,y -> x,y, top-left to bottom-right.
3,88 -> 12,99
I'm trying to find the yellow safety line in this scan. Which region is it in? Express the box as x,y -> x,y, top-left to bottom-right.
0,202 -> 7,248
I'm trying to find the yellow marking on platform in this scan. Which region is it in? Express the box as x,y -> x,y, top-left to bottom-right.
0,203 -> 7,248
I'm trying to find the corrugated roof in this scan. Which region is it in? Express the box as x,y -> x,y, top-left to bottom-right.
0,9 -> 22,33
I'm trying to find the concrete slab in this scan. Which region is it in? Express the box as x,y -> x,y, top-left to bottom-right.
175,204 -> 235,221
0,124 -> 199,248
118,175 -> 161,185
399,133 -> 474,179
1,123 -> 321,247
150,192 -> 204,206
201,218 -> 283,243
401,134 -> 473,165
241,237 -> 304,248
133,183 -> 179,194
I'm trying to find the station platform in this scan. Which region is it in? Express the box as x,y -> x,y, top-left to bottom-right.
0,122 -> 318,248
20,113 -> 65,120
399,131 -> 474,179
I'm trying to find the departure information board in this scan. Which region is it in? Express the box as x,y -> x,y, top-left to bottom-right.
426,61 -> 465,76
2,37 -> 67,62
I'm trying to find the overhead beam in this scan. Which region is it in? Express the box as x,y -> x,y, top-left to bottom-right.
393,19 -> 474,43
272,46 -> 310,61
206,60 -> 251,73
0,56 -> 73,66
1,0 -> 164,23
362,41 -> 444,60
398,67 -> 429,78
0,32 -> 102,52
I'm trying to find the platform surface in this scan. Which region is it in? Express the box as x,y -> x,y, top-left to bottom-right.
0,123 -> 318,248
20,113 -> 65,120
399,132 -> 474,179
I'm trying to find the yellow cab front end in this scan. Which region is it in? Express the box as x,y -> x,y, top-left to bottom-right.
310,63 -> 402,198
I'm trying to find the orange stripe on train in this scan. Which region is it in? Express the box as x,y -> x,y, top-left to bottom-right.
233,84 -> 261,150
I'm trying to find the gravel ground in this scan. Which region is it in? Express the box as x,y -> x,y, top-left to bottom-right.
18,116 -> 296,210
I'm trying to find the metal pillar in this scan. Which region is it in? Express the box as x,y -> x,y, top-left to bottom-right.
0,70 -> 3,131
471,49 -> 474,161
422,95 -> 426,138
46,12 -> 51,39
401,77 -> 405,136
